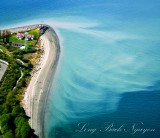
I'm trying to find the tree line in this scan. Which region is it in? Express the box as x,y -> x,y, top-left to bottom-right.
0,46 -> 37,138
0,30 -> 11,43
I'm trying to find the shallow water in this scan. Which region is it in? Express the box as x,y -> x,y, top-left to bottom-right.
1,0 -> 160,138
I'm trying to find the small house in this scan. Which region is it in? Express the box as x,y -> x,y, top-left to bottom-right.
20,46 -> 25,49
17,32 -> 24,40
12,42 -> 23,47
26,34 -> 34,41
37,24 -> 44,30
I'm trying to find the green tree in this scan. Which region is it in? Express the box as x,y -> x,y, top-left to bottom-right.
0,30 -> 2,40
6,30 -> 11,43
15,117 -> 32,138
0,114 -> 14,134
12,106 -> 25,117
20,122 -> 31,138
3,130 -> 14,138
2,30 -> 6,43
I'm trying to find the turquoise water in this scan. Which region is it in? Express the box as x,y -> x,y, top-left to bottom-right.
1,1 -> 160,138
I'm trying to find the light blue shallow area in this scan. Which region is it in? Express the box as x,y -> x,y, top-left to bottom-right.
1,0 -> 160,138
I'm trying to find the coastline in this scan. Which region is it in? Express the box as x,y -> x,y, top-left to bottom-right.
23,26 -> 60,137
5,24 -> 60,137
8,24 -> 38,33
0,24 -> 60,138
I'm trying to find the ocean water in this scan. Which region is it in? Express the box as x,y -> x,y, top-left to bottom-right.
1,1 -> 160,138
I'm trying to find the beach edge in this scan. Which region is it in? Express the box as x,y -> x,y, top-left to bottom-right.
22,25 -> 60,138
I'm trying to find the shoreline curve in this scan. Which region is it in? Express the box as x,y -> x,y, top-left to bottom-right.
22,25 -> 60,138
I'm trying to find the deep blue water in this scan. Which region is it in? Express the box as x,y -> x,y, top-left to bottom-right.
1,1 -> 160,138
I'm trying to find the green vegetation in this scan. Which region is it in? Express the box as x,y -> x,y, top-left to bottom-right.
9,29 -> 40,46
28,29 -> 40,40
9,35 -> 36,46
0,30 -> 11,44
0,48 -> 37,138
0,45 -> 7,53
0,28 -> 41,138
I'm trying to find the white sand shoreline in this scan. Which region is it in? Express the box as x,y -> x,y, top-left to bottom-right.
23,26 -> 60,138
6,25 -> 60,138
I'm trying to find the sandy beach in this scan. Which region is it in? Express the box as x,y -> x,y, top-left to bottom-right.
9,25 -> 38,33
22,26 -> 60,137
4,24 -> 60,137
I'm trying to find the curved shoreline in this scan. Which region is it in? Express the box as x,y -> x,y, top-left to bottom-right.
22,26 -> 60,137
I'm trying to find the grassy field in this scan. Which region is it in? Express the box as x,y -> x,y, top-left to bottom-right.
9,29 -> 40,46
28,29 -> 40,39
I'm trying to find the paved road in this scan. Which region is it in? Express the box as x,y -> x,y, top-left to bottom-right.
0,61 -> 8,81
